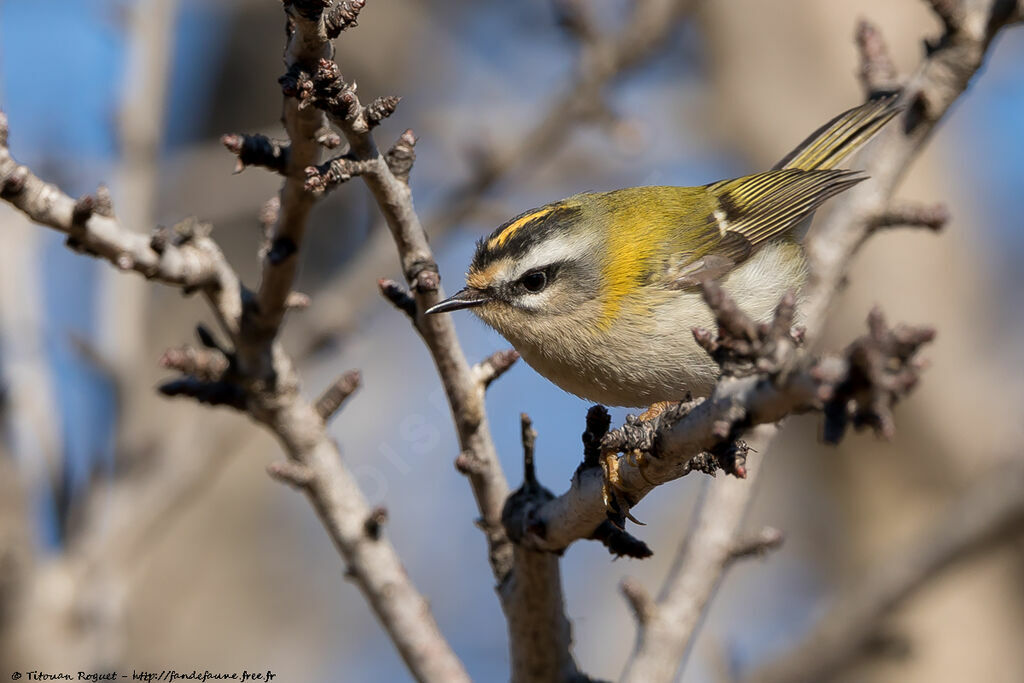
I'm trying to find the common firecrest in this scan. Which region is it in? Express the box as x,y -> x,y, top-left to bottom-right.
427,97 -> 900,407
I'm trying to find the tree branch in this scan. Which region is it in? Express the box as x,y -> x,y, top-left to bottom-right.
0,121 -> 241,328
745,457 -> 1024,683
445,0 -> 698,222
0,3 -> 472,678
289,0 -> 699,355
314,368 -> 361,421
615,3 -> 1024,679
309,55 -> 516,583
515,287 -> 932,554
499,415 -> 582,681
801,0 -> 1024,342
620,430 -> 778,683
240,1 -> 333,377
303,18 -> 598,674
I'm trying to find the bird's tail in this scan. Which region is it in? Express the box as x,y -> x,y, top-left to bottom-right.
773,95 -> 901,172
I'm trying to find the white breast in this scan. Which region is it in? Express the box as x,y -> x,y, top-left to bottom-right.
513,242 -> 808,407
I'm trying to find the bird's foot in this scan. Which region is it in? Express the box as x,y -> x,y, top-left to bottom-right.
601,448 -> 645,528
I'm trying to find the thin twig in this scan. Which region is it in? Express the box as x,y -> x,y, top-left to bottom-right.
315,369 -> 361,421
471,349 -> 520,389
621,432 -> 773,683
728,527 -> 785,561
311,53 -> 515,585
855,19 -> 901,96
221,133 -> 290,174
868,200 -> 949,233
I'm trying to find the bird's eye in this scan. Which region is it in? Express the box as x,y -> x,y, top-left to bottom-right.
519,269 -> 548,293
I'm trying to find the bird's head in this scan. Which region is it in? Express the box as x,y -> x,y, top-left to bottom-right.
426,198 -> 605,342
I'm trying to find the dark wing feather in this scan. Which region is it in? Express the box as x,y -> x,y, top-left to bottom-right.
667,168 -> 865,288
709,168 -> 866,248
773,95 -> 901,171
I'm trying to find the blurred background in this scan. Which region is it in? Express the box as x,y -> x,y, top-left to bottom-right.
1,0 -> 1023,681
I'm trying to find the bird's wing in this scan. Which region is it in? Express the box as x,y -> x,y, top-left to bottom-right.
665,168 -> 865,288
773,95 -> 900,171
662,96 -> 901,289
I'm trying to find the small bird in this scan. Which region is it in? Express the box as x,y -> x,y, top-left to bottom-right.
428,97 -> 900,408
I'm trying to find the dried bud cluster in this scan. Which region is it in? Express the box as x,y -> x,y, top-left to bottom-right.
157,378 -> 246,409
694,281 -> 802,378
278,63 -> 316,109
822,308 -> 935,443
325,0 -> 366,38
310,59 -> 358,120
366,95 -> 401,127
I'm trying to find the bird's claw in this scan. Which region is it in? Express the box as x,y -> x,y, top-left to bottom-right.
601,449 -> 645,528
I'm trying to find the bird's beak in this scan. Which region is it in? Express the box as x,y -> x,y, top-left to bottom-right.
425,287 -> 491,315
